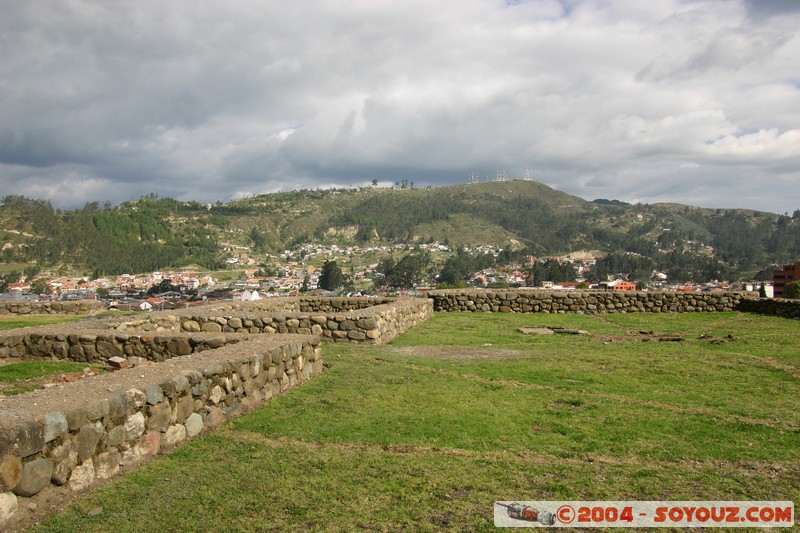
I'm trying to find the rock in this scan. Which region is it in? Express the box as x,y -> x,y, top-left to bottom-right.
14,458 -> 54,497
96,340 -> 123,359
125,388 -> 147,409
205,407 -> 226,428
69,460 -> 95,491
42,412 -> 68,443
201,323 -> 222,333
175,395 -> 194,423
184,413 -> 203,437
182,320 -> 201,333
146,402 -> 171,432
106,425 -> 126,447
203,336 -> 226,349
162,425 -> 186,447
140,431 -> 160,456
124,412 -> 146,441
94,451 -> 120,479
74,425 -> 102,462
107,356 -> 127,369
167,338 -> 192,356
209,385 -> 224,405
0,492 -> 18,527
518,327 -> 554,335
143,384 -> 164,405
0,455 -> 22,491
0,418 -> 44,458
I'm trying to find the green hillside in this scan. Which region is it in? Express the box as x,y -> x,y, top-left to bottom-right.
1,181 -> 798,281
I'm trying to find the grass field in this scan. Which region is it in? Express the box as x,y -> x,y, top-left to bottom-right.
0,314 -> 83,331
35,312 -> 799,531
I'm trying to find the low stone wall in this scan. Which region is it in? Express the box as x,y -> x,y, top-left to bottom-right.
0,300 -> 105,316
429,289 -> 757,314
111,298 -> 434,344
0,334 -> 323,528
0,328 -> 243,363
735,297 -> 800,318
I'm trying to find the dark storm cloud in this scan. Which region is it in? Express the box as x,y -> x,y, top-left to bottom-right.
0,0 -> 798,213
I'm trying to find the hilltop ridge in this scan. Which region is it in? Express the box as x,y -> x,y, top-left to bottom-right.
1,180 -> 798,280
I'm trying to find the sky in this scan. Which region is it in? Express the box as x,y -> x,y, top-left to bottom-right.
1,0 -> 799,214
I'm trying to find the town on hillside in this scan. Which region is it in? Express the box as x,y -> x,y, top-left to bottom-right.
2,240 -> 796,309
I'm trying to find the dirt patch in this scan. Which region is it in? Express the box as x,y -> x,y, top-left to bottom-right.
387,346 -> 529,361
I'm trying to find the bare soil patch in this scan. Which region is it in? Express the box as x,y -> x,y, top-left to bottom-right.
387,345 -> 530,361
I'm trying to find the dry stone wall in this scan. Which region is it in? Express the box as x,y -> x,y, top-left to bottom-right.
734,297 -> 800,318
0,334 -> 322,528
429,289 -> 757,314
112,298 -> 434,344
0,300 -> 105,316
0,329 -> 243,363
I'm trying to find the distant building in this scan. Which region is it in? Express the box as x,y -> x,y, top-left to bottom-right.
773,262 -> 800,298
600,280 -> 637,291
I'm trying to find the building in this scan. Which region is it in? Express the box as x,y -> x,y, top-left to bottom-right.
600,280 -> 637,291
773,262 -> 800,298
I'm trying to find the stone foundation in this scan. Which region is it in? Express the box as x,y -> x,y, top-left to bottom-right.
0,334 -> 322,528
111,298 -> 434,344
0,300 -> 105,316
429,289 -> 757,314
734,297 -> 800,318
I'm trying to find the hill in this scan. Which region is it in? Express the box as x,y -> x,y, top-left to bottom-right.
1,181 -> 798,281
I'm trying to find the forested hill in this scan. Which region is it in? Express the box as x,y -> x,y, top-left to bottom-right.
1,180 -> 798,279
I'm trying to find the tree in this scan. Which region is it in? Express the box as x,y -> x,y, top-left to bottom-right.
758,282 -> 767,298
30,279 -> 50,295
301,274 -> 310,293
783,281 -> 800,299
318,260 -> 345,290
249,226 -> 267,253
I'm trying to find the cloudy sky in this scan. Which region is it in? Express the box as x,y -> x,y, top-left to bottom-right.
1,0 -> 798,213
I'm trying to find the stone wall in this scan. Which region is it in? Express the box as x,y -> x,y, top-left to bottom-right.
0,334 -> 323,528
112,298 -> 434,344
0,329 -> 243,363
429,289 -> 757,314
734,297 -> 800,318
0,300 -> 105,316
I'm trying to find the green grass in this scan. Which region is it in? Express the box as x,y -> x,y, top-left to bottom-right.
0,314 -> 83,331
0,360 -> 100,383
37,312 -> 800,531
0,360 -> 105,396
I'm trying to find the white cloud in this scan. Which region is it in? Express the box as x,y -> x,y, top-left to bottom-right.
0,0 -> 797,214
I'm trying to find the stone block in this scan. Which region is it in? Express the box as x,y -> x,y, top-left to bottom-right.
184,413 -> 203,437
69,459 -> 94,492
14,458 -> 54,497
74,425 -> 102,462
124,412 -> 146,441
95,450 -> 120,480
140,430 -> 160,456
0,419 -> 44,458
0,492 -> 18,528
0,455 -> 22,492
42,412 -> 68,443
182,320 -> 201,333
163,425 -> 186,447
146,402 -> 171,432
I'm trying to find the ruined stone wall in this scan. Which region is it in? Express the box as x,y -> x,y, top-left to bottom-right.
734,297 -> 800,318
112,298 -> 434,344
0,329 -> 243,363
429,289 -> 756,314
0,334 -> 322,527
0,300 -> 105,316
